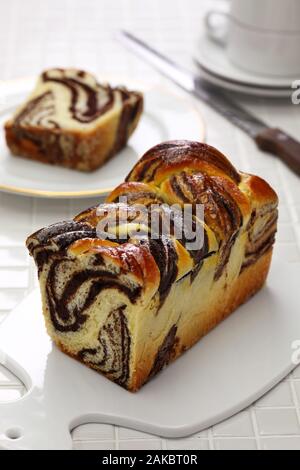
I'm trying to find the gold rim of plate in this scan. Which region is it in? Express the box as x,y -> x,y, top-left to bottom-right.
0,76 -> 206,199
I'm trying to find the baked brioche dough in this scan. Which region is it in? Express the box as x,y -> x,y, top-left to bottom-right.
5,68 -> 143,171
26,141 -> 278,391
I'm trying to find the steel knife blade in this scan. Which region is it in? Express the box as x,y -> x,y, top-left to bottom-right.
117,30 -> 300,176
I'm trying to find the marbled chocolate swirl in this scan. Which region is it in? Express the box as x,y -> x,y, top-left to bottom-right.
78,306 -> 131,387
13,69 -> 141,129
26,140 -> 278,391
5,68 -> 143,171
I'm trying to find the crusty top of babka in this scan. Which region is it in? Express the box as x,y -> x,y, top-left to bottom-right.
27,140 -> 278,303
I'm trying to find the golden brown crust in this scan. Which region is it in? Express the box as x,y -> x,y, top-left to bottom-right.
126,140 -> 241,184
107,181 -> 161,204
130,249 -> 273,391
212,176 -> 251,218
5,120 -> 122,171
61,248 -> 271,393
241,173 -> 278,206
69,238 -> 160,293
26,140 -> 278,391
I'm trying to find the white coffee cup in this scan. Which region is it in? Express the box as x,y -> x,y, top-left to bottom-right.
205,0 -> 300,77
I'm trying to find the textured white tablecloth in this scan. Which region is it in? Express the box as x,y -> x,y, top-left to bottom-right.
0,0 -> 300,450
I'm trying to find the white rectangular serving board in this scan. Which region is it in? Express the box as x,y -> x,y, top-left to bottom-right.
0,261 -> 299,449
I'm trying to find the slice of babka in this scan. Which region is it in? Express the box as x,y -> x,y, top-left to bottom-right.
5,68 -> 143,171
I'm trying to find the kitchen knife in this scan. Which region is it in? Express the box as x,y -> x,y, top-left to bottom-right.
117,30 -> 300,177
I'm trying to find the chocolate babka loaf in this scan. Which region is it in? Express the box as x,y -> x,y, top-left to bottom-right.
26,141 -> 278,391
5,68 -> 143,171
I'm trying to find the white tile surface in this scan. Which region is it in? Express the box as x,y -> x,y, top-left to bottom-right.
118,440 -> 162,450
73,440 -> 116,450
0,248 -> 28,267
0,269 -> 29,289
72,423 -> 115,441
255,409 -> 300,436
212,411 -> 254,437
294,381 -> 300,402
261,437 -> 300,450
293,366 -> 300,379
165,438 -> 210,450
255,382 -> 294,408
118,427 -> 157,440
214,438 -> 257,450
0,0 -> 300,451
276,224 -> 296,244
0,290 -> 26,311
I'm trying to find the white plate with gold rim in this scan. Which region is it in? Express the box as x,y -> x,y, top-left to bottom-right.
0,77 -> 205,199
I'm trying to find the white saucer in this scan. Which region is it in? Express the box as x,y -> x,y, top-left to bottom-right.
194,34 -> 296,97
0,77 -> 205,199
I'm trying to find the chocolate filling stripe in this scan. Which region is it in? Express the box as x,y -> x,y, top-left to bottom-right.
42,71 -> 114,123
127,141 -> 241,184
149,324 -> 178,379
14,91 -> 57,128
240,232 -> 276,272
46,260 -> 141,332
78,305 -> 131,387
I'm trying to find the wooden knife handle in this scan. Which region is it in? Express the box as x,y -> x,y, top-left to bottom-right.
255,128 -> 300,176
